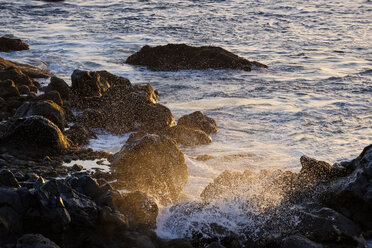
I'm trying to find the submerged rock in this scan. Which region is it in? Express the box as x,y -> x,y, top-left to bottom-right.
0,116 -> 70,158
126,44 -> 268,71
0,37 -> 29,52
111,134 -> 188,204
178,111 -> 218,134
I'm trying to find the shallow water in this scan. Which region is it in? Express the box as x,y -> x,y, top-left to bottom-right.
1,0 -> 371,241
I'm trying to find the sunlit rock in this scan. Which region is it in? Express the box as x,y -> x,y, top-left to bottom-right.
178,111 -> 218,135
126,44 -> 268,71
161,125 -> 212,146
45,76 -> 70,100
71,69 -> 109,97
110,134 -> 188,204
0,37 -> 29,52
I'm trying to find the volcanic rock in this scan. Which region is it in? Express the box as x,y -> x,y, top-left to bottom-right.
126,44 -> 268,71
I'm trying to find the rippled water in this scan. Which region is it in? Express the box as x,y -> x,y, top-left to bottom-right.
1,0 -> 371,241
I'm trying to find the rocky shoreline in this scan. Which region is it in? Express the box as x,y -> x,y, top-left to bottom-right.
0,37 -> 371,247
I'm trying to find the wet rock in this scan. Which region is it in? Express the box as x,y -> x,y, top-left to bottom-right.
16,233 -> 60,248
65,123 -> 96,146
0,65 -> 35,88
71,164 -> 83,172
105,91 -> 175,134
0,79 -> 20,98
75,108 -> 106,129
14,100 -> 66,131
0,169 -> 20,188
35,91 -> 63,107
281,235 -> 322,248
0,57 -> 52,79
196,154 -> 214,161
162,125 -> 212,146
126,44 -> 268,71
178,111 -> 218,134
0,37 -> 29,52
299,156 -> 332,182
111,134 -> 188,204
18,85 -> 30,95
115,191 -> 159,228
66,172 -> 100,199
166,239 -> 194,248
45,76 -> 70,100
71,69 -> 109,97
0,116 -> 70,158
97,70 -> 131,88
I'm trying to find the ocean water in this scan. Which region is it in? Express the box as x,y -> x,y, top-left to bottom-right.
1,0 -> 371,241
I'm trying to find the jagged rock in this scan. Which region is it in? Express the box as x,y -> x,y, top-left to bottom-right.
0,37 -> 29,52
66,172 -> 100,199
0,116 -> 70,158
0,57 -> 52,79
14,100 -> 66,131
0,169 -> 20,188
111,134 -> 188,204
96,70 -> 131,88
0,79 -> 20,98
71,69 -> 109,97
16,233 -> 60,248
178,111 -> 218,134
75,109 -> 106,129
114,191 -> 158,228
162,125 -> 212,146
126,44 -> 268,71
35,91 -> 63,106
299,156 -> 332,182
45,76 -> 70,100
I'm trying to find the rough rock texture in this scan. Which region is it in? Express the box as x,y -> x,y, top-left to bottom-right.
0,37 -> 29,52
71,69 -> 109,97
0,79 -> 20,98
162,125 -> 212,146
126,44 -> 268,71
45,76 -> 70,100
65,123 -> 96,146
96,70 -> 132,88
0,65 -> 35,88
0,169 -> 21,188
110,134 -> 188,204
178,111 -> 218,134
14,100 -> 66,131
0,57 -> 52,79
35,91 -> 63,107
299,156 -> 332,182
16,233 -> 60,248
0,116 -> 70,158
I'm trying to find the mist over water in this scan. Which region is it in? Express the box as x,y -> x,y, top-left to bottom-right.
1,0 -> 371,241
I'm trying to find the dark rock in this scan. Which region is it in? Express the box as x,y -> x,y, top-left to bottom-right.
166,239 -> 194,248
66,172 -> 100,199
126,44 -> 267,71
71,69 -> 109,97
111,134 -> 188,204
65,123 -> 96,146
281,235 -> 322,248
0,188 -> 26,234
0,79 -> 20,98
0,116 -> 70,158
75,108 -> 106,129
35,91 -> 63,106
45,76 -> 70,100
0,169 -> 20,188
0,65 -> 35,88
18,85 -> 30,95
71,164 -> 83,172
205,242 -> 226,248
0,57 -> 52,79
16,233 -> 60,248
162,125 -> 212,146
0,37 -> 29,52
14,100 -> 66,131
96,70 -> 131,88
115,191 -> 158,228
299,156 -> 332,182
178,111 -> 218,134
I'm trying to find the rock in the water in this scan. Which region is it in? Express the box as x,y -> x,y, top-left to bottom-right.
71,69 -> 109,97
114,191 -> 159,228
0,37 -> 29,52
14,100 -> 66,131
16,233 -> 60,248
65,123 -> 96,146
0,65 -> 35,89
0,57 -> 51,79
300,156 -> 332,182
18,85 -> 30,95
162,125 -> 212,146
96,70 -> 132,88
0,169 -> 20,188
0,79 -> 20,98
45,76 -> 70,100
0,116 -> 70,158
178,111 -> 218,134
111,134 -> 188,204
126,44 -> 268,71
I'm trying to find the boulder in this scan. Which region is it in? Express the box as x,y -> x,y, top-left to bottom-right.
0,79 -> 20,98
18,85 -> 30,95
0,169 -> 20,188
71,69 -> 109,97
162,125 -> 212,146
36,91 -> 63,106
0,65 -> 35,88
299,156 -> 332,182
16,233 -> 60,248
178,111 -> 218,134
126,44 -> 268,71
0,116 -> 70,158
0,37 -> 29,52
75,109 -> 106,129
65,123 -> 96,146
114,191 -> 158,228
97,70 -> 131,88
0,57 -> 52,79
45,76 -> 70,100
281,235 -> 322,248
14,100 -> 66,131
110,134 -> 188,204
66,172 -> 100,199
